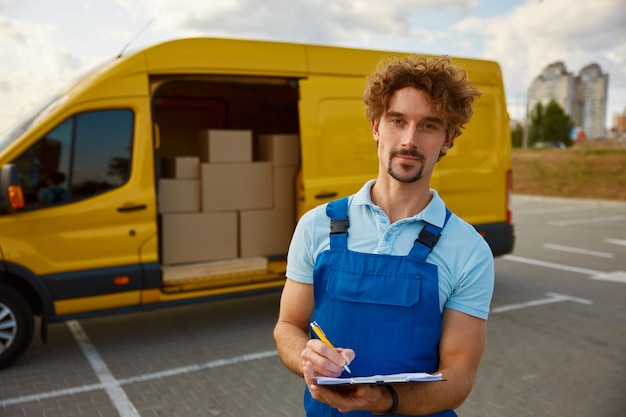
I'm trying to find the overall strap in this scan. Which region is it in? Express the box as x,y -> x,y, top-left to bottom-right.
409,208 -> 452,261
326,197 -> 349,250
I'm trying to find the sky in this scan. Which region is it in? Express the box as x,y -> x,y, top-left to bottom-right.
1,0 -> 625,134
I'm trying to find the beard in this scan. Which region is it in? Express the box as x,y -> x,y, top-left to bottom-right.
387,148 -> 426,183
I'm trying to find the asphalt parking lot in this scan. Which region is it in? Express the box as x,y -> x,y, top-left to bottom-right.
2,194 -> 625,417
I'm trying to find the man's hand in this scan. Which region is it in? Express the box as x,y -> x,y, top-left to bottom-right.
301,338 -> 355,377
301,338 -> 394,414
303,361 -> 393,414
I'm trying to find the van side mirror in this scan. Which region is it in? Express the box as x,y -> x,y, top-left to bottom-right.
0,164 -> 25,213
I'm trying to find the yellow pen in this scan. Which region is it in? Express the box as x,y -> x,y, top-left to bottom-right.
310,321 -> 351,374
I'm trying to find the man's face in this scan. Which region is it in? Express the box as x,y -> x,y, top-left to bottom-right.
371,87 -> 451,184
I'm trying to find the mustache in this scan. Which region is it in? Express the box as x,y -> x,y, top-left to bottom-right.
391,148 -> 425,161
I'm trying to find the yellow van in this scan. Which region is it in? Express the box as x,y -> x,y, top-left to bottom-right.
0,37 -> 514,368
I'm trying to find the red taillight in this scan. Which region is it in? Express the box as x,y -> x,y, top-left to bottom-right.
506,169 -> 513,224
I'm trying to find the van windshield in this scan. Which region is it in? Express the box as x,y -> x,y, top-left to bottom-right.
0,94 -> 67,153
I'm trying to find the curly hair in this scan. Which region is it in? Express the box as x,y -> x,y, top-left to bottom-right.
363,55 -> 481,144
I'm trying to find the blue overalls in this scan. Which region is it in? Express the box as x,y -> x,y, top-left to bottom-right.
304,197 -> 456,417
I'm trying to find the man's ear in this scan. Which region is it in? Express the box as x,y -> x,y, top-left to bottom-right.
438,134 -> 454,159
370,119 -> 380,143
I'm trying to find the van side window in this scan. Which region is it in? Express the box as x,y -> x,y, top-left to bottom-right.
71,110 -> 133,198
12,109 -> 134,207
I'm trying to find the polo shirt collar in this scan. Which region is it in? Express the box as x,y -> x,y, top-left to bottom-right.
352,180 -> 447,227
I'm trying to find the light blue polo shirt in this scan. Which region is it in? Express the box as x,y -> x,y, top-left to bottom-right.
286,180 -> 494,319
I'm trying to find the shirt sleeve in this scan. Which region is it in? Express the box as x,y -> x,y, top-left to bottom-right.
443,235 -> 495,320
285,207 -> 320,284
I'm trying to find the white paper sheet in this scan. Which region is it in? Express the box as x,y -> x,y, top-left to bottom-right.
314,372 -> 443,385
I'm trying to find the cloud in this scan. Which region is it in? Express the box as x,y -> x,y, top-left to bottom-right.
1,0 -> 624,131
119,0 -> 624,118
0,15 -> 80,125
116,0 -> 477,45
454,0 -> 626,107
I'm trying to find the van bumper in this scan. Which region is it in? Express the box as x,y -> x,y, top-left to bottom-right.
474,222 -> 515,257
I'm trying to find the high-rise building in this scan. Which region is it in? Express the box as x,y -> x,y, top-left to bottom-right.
527,62 -> 608,139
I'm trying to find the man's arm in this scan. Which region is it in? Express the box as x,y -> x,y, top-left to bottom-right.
394,308 -> 486,413
305,308 -> 486,415
274,279 -> 355,377
273,279 -> 314,376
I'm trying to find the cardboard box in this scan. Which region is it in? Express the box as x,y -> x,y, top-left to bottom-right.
161,212 -> 238,265
256,134 -> 300,166
199,129 -> 253,163
239,207 -> 296,258
273,166 -> 298,208
161,156 -> 200,179
201,163 -> 273,211
158,179 -> 200,213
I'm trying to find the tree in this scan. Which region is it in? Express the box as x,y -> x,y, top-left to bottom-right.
542,100 -> 573,146
528,100 -> 574,147
528,101 -> 544,146
511,122 -> 524,148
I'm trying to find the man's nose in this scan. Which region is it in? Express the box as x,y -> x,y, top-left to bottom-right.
400,125 -> 419,146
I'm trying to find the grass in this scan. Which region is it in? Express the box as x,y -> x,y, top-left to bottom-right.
512,139 -> 626,201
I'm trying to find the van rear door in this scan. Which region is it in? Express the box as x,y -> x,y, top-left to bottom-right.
297,77 -> 377,214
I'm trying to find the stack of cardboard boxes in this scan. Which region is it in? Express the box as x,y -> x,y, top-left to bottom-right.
159,130 -> 299,266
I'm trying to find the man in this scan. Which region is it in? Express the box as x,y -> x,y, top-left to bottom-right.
273,56 -> 494,416
37,172 -> 67,206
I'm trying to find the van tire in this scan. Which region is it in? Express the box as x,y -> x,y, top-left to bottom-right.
0,284 -> 35,369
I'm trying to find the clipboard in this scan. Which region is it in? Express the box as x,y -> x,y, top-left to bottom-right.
313,372 -> 443,385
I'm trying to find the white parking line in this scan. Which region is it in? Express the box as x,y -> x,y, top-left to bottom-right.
589,271 -> 626,283
67,320 -> 141,417
117,349 -> 278,384
515,206 -> 579,215
1,254 -> 612,410
503,255 -> 626,284
0,283 -> 597,410
548,215 -> 626,226
542,243 -> 614,258
605,238 -> 626,247
502,255 -> 599,275
491,292 -> 592,314
0,348 -> 278,408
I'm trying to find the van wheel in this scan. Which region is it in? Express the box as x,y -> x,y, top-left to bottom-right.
0,284 -> 35,369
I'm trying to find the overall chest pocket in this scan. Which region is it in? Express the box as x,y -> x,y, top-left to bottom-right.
323,264 -> 423,368
326,265 -> 422,306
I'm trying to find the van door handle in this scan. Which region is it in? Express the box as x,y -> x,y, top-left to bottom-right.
117,204 -> 147,212
315,191 -> 338,199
